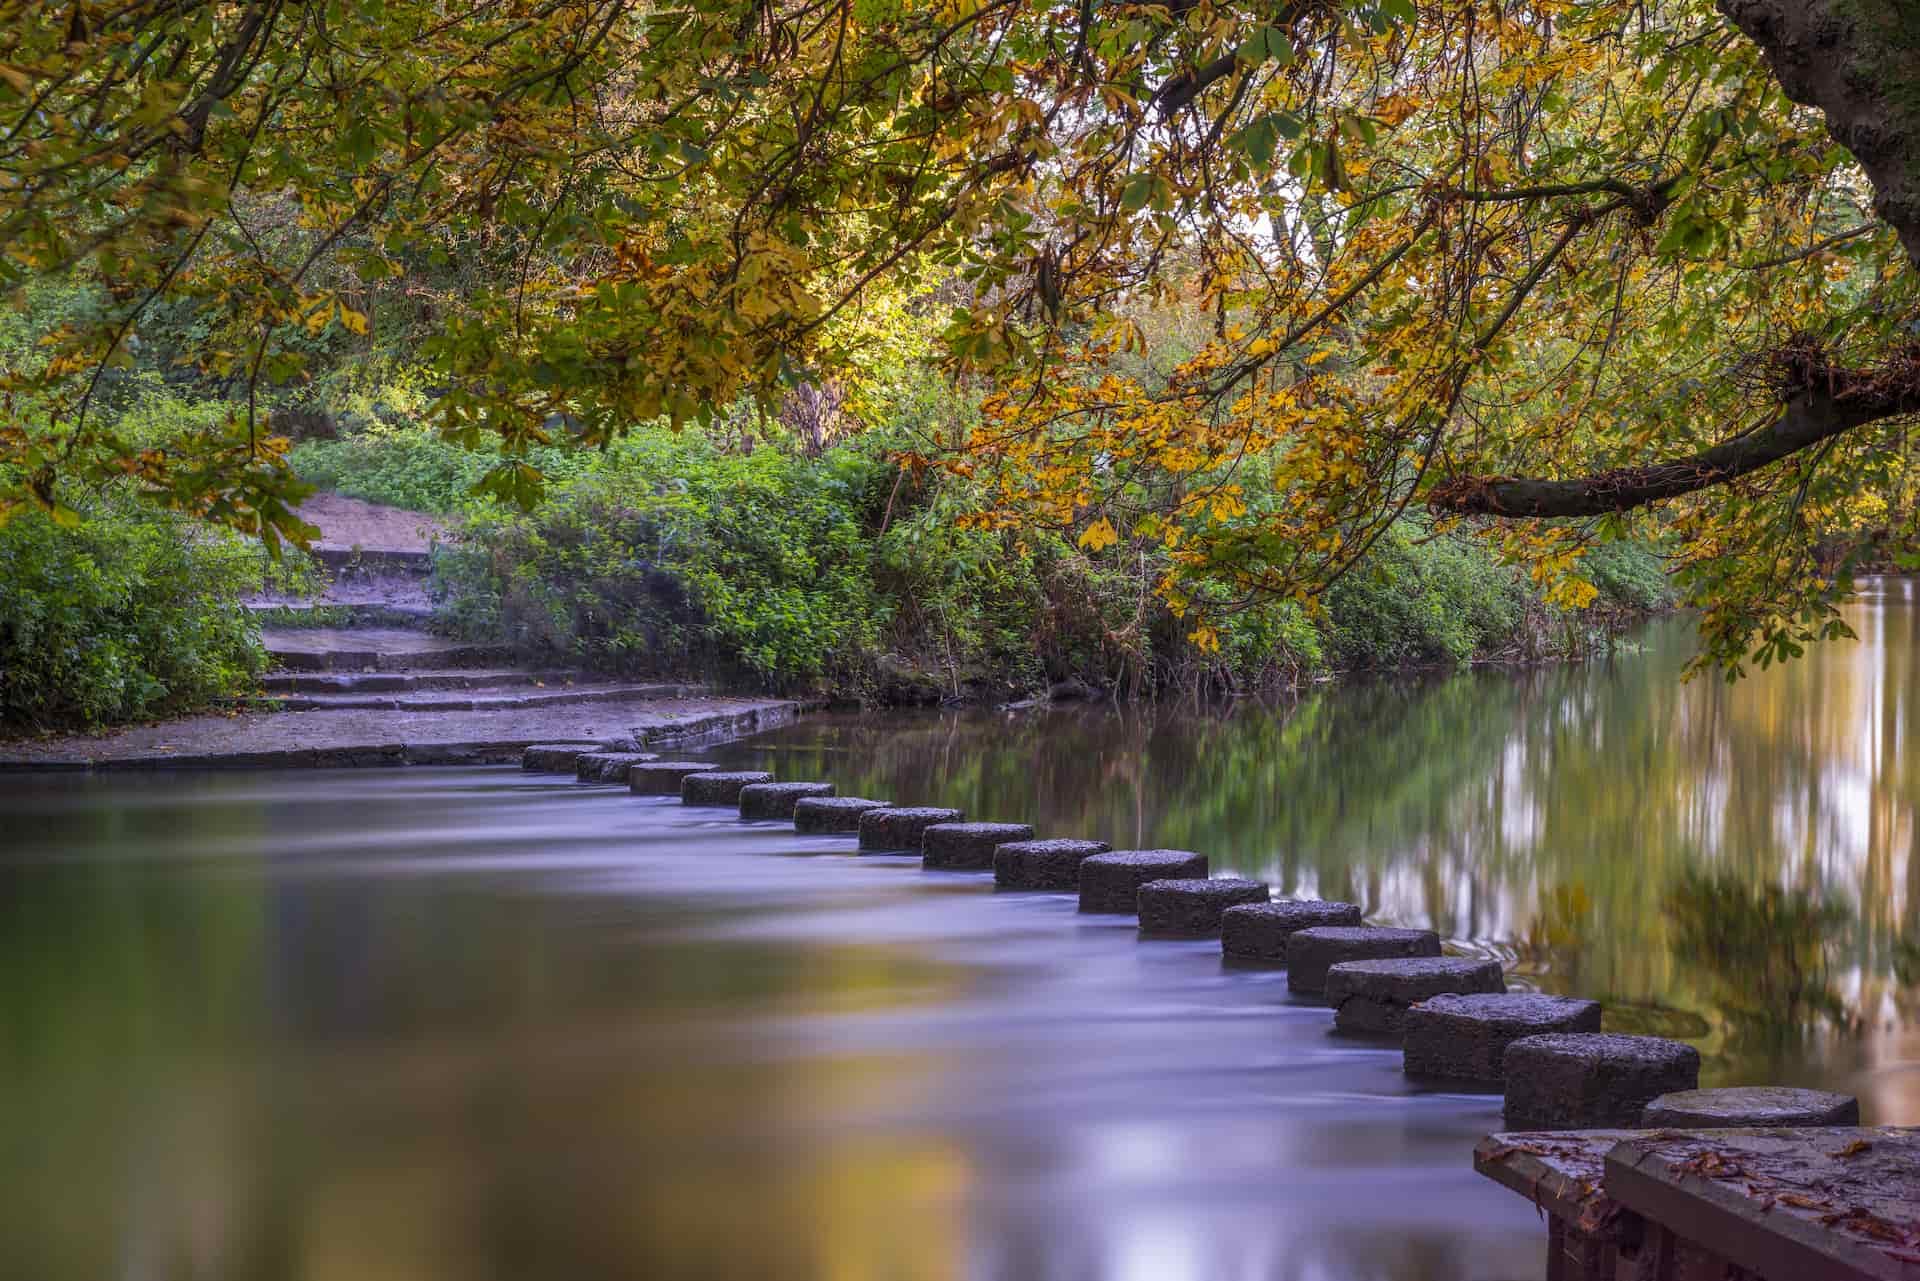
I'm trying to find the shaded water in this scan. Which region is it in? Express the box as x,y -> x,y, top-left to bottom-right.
3,585 -> 1917,1281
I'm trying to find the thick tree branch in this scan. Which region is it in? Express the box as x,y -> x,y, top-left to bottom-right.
1428,346 -> 1920,518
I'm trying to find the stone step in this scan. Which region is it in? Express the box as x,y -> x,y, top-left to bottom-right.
248,601 -> 436,628
244,682 -> 697,713
311,547 -> 433,576
261,626 -> 507,672
259,668 -> 581,694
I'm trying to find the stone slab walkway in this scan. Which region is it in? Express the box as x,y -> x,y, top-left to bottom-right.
0,696 -> 810,769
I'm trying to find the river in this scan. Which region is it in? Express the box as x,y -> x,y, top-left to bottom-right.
3,584 -> 1916,1280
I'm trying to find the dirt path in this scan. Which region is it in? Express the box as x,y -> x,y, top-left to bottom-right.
298,493 -> 445,552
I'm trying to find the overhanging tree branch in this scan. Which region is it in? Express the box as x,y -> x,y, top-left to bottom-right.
1427,344 -> 1920,518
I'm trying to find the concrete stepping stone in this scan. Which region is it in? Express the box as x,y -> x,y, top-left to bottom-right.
738,781 -> 835,820
1503,1032 -> 1701,1130
576,751 -> 659,783
1078,850 -> 1208,913
1401,993 -> 1603,1085
681,770 -> 774,805
1327,957 -> 1507,1037
522,742 -> 602,772
793,796 -> 891,834
629,761 -> 718,794
1640,1086 -> 1860,1129
1220,900 -> 1363,962
1286,926 -> 1442,995
922,822 -> 1036,870
993,838 -> 1111,889
1137,878 -> 1269,936
858,806 -> 964,852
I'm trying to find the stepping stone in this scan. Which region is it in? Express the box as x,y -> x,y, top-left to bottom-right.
1402,993 -> 1603,1085
1286,926 -> 1442,995
682,770 -> 774,805
576,751 -> 659,783
1078,850 -> 1208,914
738,781 -> 835,820
522,742 -> 601,772
1640,1086 -> 1860,1129
793,796 -> 890,834
629,761 -> 718,794
922,822 -> 1036,870
858,806 -> 964,852
993,838 -> 1112,889
1327,957 -> 1508,1037
1220,900 -> 1364,962
1503,1032 -> 1701,1130
1137,878 -> 1269,936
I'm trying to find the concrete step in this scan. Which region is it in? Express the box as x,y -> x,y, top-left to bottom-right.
250,601 -> 437,628
262,627 -> 507,672
242,682 -> 701,713
259,668 -> 582,694
312,547 -> 433,576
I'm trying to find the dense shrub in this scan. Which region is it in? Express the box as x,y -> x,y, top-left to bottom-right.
291,421 -> 495,514
434,431 -> 887,688
1582,540 -> 1676,612
0,499 -> 269,729
1323,522 -> 1536,669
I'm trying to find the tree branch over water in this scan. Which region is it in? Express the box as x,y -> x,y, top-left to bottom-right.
1428,343 -> 1920,517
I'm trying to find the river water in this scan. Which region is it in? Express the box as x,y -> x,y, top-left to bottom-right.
3,585 -> 1917,1281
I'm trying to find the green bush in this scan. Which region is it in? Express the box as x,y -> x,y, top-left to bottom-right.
1583,539 -> 1675,612
1324,522 -> 1534,669
291,421 -> 494,514
435,430 -> 887,689
0,498 -> 269,729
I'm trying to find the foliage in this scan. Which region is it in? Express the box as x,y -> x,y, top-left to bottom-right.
1324,521 -> 1532,668
291,423 -> 496,516
434,431 -> 888,688
402,418 -> 1659,694
0,497 -> 268,729
12,0 -> 1810,667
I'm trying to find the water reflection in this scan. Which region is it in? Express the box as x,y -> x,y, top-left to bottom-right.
728,581 -> 1920,1108
0,583 -> 1917,1281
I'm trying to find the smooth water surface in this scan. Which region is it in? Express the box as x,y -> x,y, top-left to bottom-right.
4,584 -> 1917,1281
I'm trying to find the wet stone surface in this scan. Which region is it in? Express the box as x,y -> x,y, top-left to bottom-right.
1285,926 -> 1442,995
737,781 -> 836,821
858,806 -> 965,852
992,838 -> 1112,890
1503,1033 -> 1701,1130
1078,850 -> 1209,914
792,796 -> 891,834
628,761 -> 718,794
921,822 -> 1036,870
1640,1086 -> 1860,1129
1220,899 -> 1364,962
1136,878 -> 1269,936
1327,957 -> 1508,1037
1402,993 -> 1604,1085
522,743 -> 603,772
681,770 -> 775,805
576,751 -> 660,783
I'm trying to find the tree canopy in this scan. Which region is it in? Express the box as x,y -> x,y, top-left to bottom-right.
4,0 -> 1919,670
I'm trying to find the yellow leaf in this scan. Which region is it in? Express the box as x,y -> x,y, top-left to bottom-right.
1077,516 -> 1119,552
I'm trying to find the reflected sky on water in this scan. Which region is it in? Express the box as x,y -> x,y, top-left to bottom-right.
2,582 -> 1916,1280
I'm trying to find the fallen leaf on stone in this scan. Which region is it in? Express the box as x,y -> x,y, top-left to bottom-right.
1828,1139 -> 1873,1158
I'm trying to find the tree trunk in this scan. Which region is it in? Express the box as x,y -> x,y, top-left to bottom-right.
1719,0 -> 1920,266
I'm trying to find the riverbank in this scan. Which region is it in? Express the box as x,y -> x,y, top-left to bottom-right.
296,425 -> 1676,704
0,695 -> 812,770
